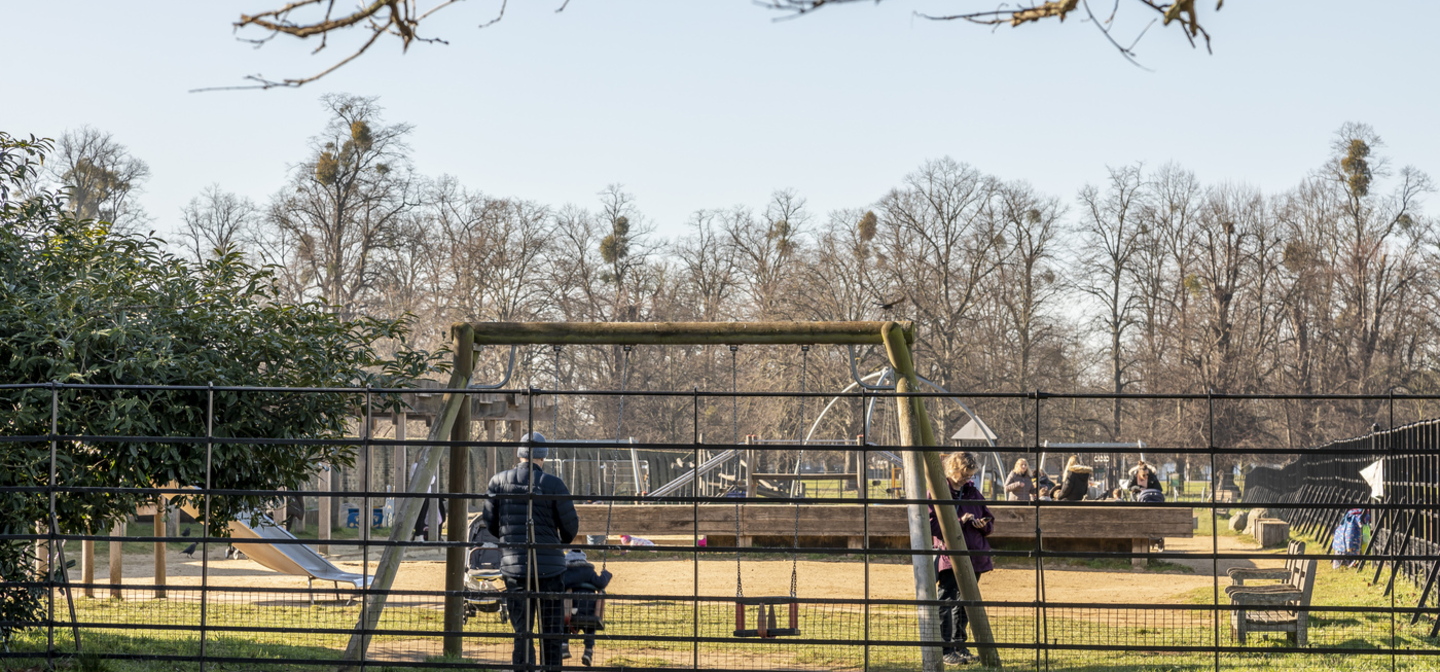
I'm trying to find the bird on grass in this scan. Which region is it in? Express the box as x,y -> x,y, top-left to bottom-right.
181,542 -> 198,558
181,527 -> 191,537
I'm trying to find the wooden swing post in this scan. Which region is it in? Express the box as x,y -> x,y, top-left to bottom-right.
443,324 -> 473,657
882,322 -> 1001,669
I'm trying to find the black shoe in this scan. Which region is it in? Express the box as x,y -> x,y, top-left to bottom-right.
582,648 -> 593,666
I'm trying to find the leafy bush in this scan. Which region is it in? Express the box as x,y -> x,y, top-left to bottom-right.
0,131 -> 445,641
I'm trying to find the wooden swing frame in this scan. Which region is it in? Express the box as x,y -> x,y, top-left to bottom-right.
343,320 -> 1000,670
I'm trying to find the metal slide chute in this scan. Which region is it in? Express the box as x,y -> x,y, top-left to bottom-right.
163,488 -> 372,593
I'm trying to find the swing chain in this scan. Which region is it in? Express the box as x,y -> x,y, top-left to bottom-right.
731,343 -> 743,598
793,345 -> 807,599
603,345 -> 633,573
552,345 -> 562,440
729,345 -> 739,446
735,492 -> 743,599
615,345 -> 633,441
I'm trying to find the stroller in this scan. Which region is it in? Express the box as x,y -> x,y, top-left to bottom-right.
462,515 -> 508,624
1135,488 -> 1165,503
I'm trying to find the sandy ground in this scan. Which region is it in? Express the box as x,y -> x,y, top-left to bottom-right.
70,534 -> 1283,668
89,533 -> 1272,605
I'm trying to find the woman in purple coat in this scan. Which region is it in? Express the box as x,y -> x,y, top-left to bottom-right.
928,451 -> 994,666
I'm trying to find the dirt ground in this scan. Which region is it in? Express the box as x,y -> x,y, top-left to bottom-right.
91,530 -> 1276,605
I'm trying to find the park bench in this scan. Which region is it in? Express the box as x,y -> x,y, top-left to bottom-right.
1224,556 -> 1317,646
1227,540 -> 1305,586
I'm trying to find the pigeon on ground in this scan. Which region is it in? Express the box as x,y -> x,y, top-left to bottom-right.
181,542 -> 198,558
182,527 -> 191,537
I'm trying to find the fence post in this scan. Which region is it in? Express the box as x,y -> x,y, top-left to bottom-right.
318,466 -> 332,555
154,501 -> 166,599
82,539 -> 94,599
109,519 -> 124,599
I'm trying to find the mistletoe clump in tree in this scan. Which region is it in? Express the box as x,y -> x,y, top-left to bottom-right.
0,131 -> 444,640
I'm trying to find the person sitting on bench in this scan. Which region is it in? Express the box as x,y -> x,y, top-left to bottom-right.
561,550 -> 613,666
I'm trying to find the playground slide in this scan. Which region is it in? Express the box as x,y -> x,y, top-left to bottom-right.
162,489 -> 371,589
227,516 -> 372,589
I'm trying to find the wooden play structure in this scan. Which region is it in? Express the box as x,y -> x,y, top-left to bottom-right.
338,320 -> 1002,671
573,503 -> 1193,565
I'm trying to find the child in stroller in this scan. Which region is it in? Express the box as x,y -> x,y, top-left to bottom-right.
562,550 -> 613,666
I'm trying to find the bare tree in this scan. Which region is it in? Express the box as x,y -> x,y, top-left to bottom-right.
48,127 -> 151,233
674,210 -> 741,322
178,184 -> 258,263
875,158 -> 1007,439
260,93 -> 417,318
722,190 -> 808,320
1075,165 -> 1145,439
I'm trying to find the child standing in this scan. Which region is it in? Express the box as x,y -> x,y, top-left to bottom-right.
561,550 -> 613,666
929,451 -> 994,666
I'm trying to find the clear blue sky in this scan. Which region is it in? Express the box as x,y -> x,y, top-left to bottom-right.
4,1 -> 1437,240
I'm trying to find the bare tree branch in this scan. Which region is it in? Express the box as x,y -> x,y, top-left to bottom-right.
208,0 -> 1217,90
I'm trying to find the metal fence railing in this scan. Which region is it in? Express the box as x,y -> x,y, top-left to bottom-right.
2,383 -> 1438,672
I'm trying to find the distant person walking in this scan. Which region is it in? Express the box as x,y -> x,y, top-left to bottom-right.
1055,455 -> 1093,501
480,432 -> 580,669
1004,458 -> 1036,501
929,451 -> 994,666
409,460 -> 446,540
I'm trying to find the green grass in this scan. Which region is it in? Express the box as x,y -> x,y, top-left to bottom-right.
992,553 -> 1194,574
1193,512 -> 1261,547
9,537 -> 1435,672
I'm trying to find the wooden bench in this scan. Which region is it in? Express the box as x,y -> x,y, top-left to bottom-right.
1227,540 -> 1305,586
574,504 -> 1193,565
1224,557 -> 1317,646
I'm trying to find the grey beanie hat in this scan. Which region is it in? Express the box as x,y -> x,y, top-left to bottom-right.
517,432 -> 549,460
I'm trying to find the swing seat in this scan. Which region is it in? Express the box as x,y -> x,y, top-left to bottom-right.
564,584 -> 607,633
733,596 -> 800,638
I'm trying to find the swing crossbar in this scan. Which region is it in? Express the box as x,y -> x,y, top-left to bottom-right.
466,321 -> 911,346
733,597 -> 800,638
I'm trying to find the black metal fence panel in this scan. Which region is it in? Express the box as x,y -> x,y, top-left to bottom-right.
1,384 -> 1437,672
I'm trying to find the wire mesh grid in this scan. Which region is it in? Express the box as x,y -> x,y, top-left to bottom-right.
5,383 -> 1440,672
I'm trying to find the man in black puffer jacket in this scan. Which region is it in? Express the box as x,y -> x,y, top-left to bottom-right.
481,432 -> 580,669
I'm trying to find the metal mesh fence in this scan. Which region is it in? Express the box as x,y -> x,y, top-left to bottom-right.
2,383 -> 1439,672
